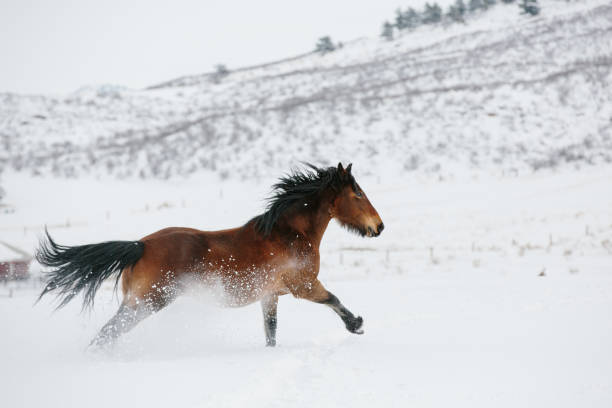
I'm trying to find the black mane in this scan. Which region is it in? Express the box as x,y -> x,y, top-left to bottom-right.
251,164 -> 355,236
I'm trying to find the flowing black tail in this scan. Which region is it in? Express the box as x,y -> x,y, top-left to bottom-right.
36,229 -> 144,310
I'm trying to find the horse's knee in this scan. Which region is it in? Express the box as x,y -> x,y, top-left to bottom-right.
286,279 -> 328,302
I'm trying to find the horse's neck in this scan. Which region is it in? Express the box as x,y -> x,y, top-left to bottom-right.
281,195 -> 332,248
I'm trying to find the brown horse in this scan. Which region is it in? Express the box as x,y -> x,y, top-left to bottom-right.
37,163 -> 384,347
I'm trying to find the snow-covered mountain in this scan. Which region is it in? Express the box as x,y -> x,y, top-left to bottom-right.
1,0 -> 611,180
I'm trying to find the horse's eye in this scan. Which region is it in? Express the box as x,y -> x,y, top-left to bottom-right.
355,190 -> 363,198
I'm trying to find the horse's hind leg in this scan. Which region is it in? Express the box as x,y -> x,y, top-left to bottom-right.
261,294 -> 279,347
89,302 -> 152,348
89,282 -> 178,348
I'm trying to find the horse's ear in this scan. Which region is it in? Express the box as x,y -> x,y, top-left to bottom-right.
346,163 -> 352,174
337,162 -> 344,173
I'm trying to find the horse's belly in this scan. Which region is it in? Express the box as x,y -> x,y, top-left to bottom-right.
190,266 -> 280,307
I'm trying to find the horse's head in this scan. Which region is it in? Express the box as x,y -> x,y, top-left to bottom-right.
331,163 -> 384,237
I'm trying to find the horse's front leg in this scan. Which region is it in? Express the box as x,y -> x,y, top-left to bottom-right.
261,293 -> 279,347
292,279 -> 364,335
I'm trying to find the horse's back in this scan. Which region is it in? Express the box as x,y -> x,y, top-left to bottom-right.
140,226 -> 203,241
140,225 -> 252,240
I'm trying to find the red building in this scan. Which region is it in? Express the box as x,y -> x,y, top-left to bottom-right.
0,241 -> 31,280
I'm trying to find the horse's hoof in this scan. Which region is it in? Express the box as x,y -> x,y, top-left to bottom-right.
346,316 -> 364,334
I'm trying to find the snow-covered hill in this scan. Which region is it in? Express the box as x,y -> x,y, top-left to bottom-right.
1,0 -> 611,180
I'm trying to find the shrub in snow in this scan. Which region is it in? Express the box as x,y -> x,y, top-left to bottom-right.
468,0 -> 485,12
315,36 -> 336,54
519,0 -> 540,15
404,8 -> 421,29
395,9 -> 409,30
395,8 -> 420,31
484,0 -> 497,8
212,64 -> 230,83
422,3 -> 443,24
447,0 -> 467,22
381,21 -> 394,40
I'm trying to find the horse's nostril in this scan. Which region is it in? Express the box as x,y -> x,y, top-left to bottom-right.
377,222 -> 385,233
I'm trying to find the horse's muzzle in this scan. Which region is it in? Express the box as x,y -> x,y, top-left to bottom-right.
367,222 -> 384,237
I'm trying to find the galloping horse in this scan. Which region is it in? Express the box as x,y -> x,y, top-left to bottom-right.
37,163 -> 384,347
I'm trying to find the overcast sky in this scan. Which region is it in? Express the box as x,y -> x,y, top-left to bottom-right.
0,0 -> 442,95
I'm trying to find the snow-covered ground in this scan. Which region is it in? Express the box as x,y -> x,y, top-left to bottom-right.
1,165 -> 611,407
3,273 -> 611,407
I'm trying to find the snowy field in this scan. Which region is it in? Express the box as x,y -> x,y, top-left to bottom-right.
1,166 -> 611,407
